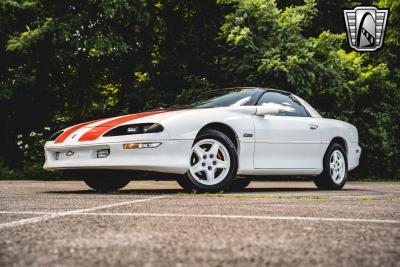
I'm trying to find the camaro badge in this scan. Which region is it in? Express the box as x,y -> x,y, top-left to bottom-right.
66,151 -> 75,157
343,6 -> 389,52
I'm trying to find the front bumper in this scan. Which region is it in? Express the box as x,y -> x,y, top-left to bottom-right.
43,139 -> 193,174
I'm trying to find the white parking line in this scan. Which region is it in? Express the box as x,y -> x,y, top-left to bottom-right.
0,195 -> 168,230
0,210 -> 398,224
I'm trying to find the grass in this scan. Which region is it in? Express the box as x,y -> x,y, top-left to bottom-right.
353,196 -> 379,202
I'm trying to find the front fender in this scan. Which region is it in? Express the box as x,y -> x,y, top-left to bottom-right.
160,106 -> 257,140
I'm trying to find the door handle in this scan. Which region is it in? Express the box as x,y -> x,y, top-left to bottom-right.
309,124 -> 319,130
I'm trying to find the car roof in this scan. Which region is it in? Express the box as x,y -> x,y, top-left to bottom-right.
221,87 -> 292,95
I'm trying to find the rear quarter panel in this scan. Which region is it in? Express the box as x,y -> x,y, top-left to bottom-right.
316,118 -> 360,170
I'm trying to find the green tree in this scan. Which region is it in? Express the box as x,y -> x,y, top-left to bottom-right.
218,0 -> 399,178
0,0 -> 226,176
0,0 -> 398,179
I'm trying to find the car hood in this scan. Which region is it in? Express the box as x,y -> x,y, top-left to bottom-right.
52,109 -> 190,144
51,106 -> 256,145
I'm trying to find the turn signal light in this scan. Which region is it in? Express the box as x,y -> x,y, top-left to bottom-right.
123,142 -> 162,149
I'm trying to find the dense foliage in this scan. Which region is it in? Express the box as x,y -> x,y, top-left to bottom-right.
0,0 -> 399,179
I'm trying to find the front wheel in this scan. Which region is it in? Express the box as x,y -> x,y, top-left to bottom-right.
84,176 -> 130,192
183,129 -> 238,193
227,178 -> 251,192
176,176 -> 195,192
314,143 -> 348,190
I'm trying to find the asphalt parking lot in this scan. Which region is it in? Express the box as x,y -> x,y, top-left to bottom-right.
0,180 -> 399,267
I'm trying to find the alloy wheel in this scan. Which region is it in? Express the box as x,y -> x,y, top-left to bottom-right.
329,150 -> 346,184
189,139 -> 231,186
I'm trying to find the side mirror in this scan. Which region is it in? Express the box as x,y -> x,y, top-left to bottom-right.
256,103 -> 295,116
256,103 -> 280,116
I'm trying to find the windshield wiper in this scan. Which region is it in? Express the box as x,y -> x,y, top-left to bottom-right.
168,104 -> 196,110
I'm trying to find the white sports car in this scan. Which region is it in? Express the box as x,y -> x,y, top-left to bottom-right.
44,87 -> 361,192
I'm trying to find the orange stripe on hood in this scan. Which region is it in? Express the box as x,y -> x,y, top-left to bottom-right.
78,110 -> 171,142
54,119 -> 102,144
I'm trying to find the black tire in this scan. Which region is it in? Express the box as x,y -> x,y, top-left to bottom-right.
176,176 -> 195,192
183,129 -> 238,193
314,143 -> 348,190
84,176 -> 130,192
227,178 -> 251,192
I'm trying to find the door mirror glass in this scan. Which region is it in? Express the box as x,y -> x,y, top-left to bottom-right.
256,103 -> 295,116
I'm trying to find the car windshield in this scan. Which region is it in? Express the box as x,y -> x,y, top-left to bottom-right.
189,88 -> 263,108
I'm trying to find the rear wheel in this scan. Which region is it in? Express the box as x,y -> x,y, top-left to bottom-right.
84,176 -> 130,192
183,129 -> 238,193
314,143 -> 347,190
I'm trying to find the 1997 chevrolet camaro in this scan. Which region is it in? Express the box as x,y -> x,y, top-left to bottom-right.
44,87 -> 361,192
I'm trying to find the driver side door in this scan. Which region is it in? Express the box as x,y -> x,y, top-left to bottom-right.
253,92 -> 324,169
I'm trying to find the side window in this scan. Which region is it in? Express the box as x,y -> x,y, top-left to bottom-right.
256,92 -> 309,117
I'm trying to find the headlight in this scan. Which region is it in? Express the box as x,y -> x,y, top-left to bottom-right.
103,123 -> 164,137
48,130 -> 64,141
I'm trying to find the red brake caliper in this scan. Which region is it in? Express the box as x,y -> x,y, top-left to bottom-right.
217,151 -> 222,160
